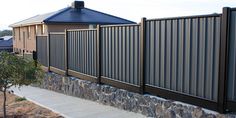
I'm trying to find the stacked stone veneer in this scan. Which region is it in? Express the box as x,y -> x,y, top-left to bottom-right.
33,72 -> 235,118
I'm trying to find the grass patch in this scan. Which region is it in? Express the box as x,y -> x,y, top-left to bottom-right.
15,97 -> 26,102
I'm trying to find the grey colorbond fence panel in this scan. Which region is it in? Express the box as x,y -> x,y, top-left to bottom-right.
67,29 -> 98,77
49,33 -> 65,70
145,15 -> 221,101
36,36 -> 48,67
228,10 -> 236,102
101,25 -> 141,86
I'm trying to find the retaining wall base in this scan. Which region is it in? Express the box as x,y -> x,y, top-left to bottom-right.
33,72 -> 235,118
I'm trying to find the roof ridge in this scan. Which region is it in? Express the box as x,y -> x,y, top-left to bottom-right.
84,8 -> 136,24
43,7 -> 71,23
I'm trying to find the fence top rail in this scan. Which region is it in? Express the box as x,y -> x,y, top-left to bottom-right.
146,13 -> 221,21
49,32 -> 65,35
100,24 -> 140,28
67,29 -> 97,32
231,8 -> 236,11
36,35 -> 48,37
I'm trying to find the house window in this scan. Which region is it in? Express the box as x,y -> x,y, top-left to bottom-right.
42,25 -> 45,34
35,25 -> 38,35
23,31 -> 26,49
13,29 -> 15,40
19,28 -> 21,41
28,26 -> 31,39
23,32 -> 25,41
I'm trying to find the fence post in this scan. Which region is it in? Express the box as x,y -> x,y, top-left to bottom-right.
140,17 -> 146,94
97,25 -> 101,84
35,36 -> 38,67
218,7 -> 231,113
64,29 -> 68,76
47,33 -> 50,71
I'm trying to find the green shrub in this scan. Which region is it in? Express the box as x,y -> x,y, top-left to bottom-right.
15,97 -> 27,102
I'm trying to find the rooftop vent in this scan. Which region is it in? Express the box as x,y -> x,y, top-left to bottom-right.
72,1 -> 84,9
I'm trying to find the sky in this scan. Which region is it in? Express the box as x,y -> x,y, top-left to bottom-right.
1,0 -> 236,30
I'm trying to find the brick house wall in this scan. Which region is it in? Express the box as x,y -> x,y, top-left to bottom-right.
13,24 -> 89,54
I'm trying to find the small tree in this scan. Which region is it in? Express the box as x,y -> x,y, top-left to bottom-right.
0,52 -> 43,118
0,30 -> 12,37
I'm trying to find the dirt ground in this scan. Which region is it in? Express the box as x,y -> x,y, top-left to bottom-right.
0,92 -> 63,118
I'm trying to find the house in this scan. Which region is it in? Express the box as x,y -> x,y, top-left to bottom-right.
9,1 -> 135,54
0,36 -> 13,52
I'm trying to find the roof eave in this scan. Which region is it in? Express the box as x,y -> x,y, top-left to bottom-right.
9,22 -> 44,28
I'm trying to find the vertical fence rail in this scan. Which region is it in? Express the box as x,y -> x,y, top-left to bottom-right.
97,25 -> 101,84
218,7 -> 230,113
140,18 -> 146,94
226,8 -> 236,112
65,29 -> 68,75
47,33 -> 50,71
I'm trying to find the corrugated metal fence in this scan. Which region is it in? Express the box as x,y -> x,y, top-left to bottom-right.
227,9 -> 236,109
145,15 -> 221,102
49,32 -> 65,72
100,25 -> 141,89
36,36 -> 48,67
67,29 -> 98,82
36,7 -> 236,113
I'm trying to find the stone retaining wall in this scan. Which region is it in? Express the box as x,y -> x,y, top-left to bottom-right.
33,72 -> 234,118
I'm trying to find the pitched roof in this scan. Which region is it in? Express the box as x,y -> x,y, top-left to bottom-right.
44,8 -> 135,24
10,6 -> 135,27
0,36 -> 13,47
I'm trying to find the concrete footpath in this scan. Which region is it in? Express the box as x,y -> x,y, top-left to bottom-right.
11,86 -> 145,118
